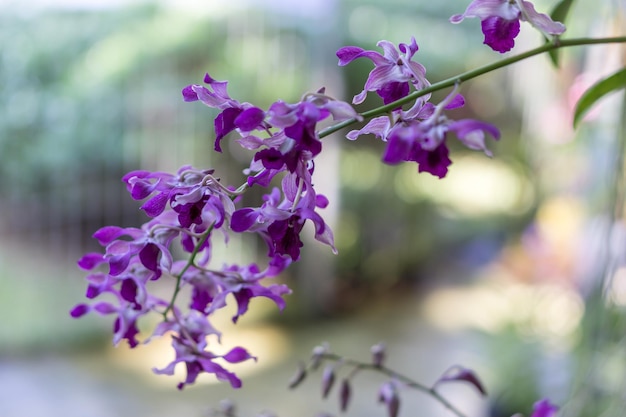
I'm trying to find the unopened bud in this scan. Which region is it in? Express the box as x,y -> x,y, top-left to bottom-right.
435,365 -> 486,396
339,379 -> 352,412
310,342 -> 329,370
371,342 -> 386,367
378,381 -> 400,417
288,362 -> 307,389
321,364 -> 336,398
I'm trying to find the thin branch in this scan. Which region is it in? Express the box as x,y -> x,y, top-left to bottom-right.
318,36 -> 626,139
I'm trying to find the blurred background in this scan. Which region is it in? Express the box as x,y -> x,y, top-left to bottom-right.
0,0 -> 625,416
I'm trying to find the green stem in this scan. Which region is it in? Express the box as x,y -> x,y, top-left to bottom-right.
162,225 -> 213,319
318,36 -> 626,139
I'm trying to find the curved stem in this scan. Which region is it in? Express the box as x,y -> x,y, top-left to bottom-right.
162,225 -> 213,319
321,353 -> 470,417
318,36 -> 626,139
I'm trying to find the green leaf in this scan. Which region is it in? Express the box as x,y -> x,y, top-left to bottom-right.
546,0 -> 575,67
573,68 -> 626,128
551,0 -> 575,25
546,46 -> 559,68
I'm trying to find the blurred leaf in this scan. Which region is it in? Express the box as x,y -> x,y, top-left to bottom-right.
551,0 -> 575,25
573,68 -> 626,128
546,0 -> 575,67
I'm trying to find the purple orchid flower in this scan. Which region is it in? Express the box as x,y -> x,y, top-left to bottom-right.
252,91 -> 360,176
123,166 -> 237,259
205,259 -> 292,323
348,89 -> 499,178
450,0 -> 566,53
71,301 -> 143,347
231,173 -> 336,260
151,310 -> 256,389
337,37 -> 430,105
70,272 -> 162,348
83,212 -> 180,279
182,73 -> 267,152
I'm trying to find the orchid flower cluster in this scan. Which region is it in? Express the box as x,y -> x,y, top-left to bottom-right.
69,0 -> 626,415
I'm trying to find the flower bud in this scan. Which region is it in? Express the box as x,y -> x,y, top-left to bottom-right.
339,379 -> 352,412
378,381 -> 400,417
321,364 -> 336,398
435,365 -> 486,396
310,342 -> 329,370
370,342 -> 386,367
288,362 -> 307,389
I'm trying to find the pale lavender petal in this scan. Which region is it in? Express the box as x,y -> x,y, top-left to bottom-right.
152,360 -> 179,376
281,173 -> 300,202
267,100 -> 298,127
377,40 -> 400,62
450,118 -> 501,141
198,359 -> 242,388
236,134 -> 266,150
202,74 -> 231,100
520,0 -> 566,34
451,0 -> 520,22
323,100 -> 362,121
450,13 -> 465,24
191,85 -> 230,109
315,222 -> 337,254
346,116 -> 390,141
352,89 -> 368,105
449,118 -> 500,156
406,62 -> 429,86
364,65 -> 408,92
